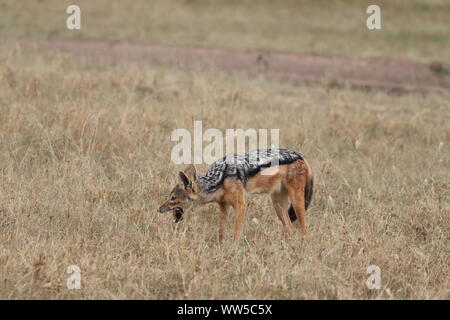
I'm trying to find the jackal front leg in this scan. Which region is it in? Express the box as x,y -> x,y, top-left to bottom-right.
217,201 -> 230,242
231,192 -> 246,242
223,179 -> 246,242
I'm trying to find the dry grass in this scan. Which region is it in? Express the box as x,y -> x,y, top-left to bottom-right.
1,0 -> 450,63
0,45 -> 448,299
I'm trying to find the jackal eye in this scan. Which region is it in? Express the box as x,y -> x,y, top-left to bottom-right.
170,196 -> 176,201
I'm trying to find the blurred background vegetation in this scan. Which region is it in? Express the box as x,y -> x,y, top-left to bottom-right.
1,0 -> 449,63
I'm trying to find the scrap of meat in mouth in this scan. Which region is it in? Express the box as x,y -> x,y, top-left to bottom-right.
173,207 -> 184,223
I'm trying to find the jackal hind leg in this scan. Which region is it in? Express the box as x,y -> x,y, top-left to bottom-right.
217,201 -> 230,242
270,190 -> 293,237
287,188 -> 307,235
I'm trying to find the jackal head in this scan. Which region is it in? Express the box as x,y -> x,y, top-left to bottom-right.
157,165 -> 200,221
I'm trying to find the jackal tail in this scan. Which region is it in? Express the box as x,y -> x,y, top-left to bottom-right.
288,176 -> 314,222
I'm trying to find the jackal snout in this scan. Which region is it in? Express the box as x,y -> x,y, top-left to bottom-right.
157,204 -> 171,213
158,185 -> 187,223
157,184 -> 190,213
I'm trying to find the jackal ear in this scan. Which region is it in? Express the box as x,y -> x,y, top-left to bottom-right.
183,164 -> 197,181
179,171 -> 193,190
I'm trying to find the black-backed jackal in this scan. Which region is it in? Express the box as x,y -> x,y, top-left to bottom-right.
158,149 -> 313,242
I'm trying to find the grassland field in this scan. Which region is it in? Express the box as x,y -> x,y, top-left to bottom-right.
0,0 -> 449,299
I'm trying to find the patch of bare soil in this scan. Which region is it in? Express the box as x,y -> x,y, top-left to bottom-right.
8,37 -> 450,94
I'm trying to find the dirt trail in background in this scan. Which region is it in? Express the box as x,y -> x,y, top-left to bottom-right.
8,37 -> 450,94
